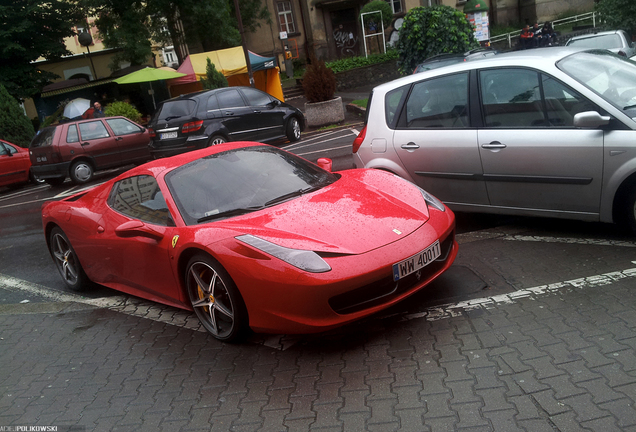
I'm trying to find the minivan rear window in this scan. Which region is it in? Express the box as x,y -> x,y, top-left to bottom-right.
157,100 -> 197,121
29,127 -> 56,148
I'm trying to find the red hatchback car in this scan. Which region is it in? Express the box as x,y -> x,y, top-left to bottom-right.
29,117 -> 150,185
0,140 -> 39,188
42,142 -> 458,342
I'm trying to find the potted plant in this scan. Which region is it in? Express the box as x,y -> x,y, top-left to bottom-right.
302,58 -> 344,127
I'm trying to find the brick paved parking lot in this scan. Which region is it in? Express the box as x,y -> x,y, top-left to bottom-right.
2,228 -> 636,431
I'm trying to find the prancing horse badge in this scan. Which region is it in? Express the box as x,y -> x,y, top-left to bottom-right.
172,235 -> 179,248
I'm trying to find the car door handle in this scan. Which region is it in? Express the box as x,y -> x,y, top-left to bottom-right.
224,112 -> 234,116
253,110 -> 261,114
115,137 -> 123,141
481,141 -> 507,149
81,142 -> 90,146
401,142 -> 420,150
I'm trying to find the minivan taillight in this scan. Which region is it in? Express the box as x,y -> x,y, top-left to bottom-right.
182,120 -> 204,134
352,125 -> 367,153
148,127 -> 156,138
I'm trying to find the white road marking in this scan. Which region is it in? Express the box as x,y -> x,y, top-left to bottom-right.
0,185 -> 49,202
503,235 -> 636,247
295,144 -> 353,157
283,129 -> 357,152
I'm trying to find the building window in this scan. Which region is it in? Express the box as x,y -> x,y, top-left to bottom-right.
277,1 -> 296,34
386,0 -> 402,14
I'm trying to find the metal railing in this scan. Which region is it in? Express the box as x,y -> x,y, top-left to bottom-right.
490,11 -> 598,49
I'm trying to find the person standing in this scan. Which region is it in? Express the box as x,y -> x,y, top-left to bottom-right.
93,101 -> 105,118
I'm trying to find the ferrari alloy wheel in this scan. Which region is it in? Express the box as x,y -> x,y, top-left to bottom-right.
185,254 -> 248,342
209,135 -> 227,146
69,160 -> 94,184
49,227 -> 90,291
286,117 -> 301,142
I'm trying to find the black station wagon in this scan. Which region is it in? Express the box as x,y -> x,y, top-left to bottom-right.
147,87 -> 306,158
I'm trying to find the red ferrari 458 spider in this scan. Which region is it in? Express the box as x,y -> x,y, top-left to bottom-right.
42,142 -> 457,342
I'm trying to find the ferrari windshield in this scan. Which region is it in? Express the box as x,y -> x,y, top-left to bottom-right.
166,146 -> 339,225
558,50 -> 636,114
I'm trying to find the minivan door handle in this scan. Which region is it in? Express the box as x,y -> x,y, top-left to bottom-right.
401,142 -> 420,150
481,141 -> 507,149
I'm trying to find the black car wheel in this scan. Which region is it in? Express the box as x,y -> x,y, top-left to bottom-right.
29,170 -> 45,185
185,254 -> 248,342
286,117 -> 301,142
208,135 -> 227,146
624,186 -> 636,235
49,227 -> 91,291
69,160 -> 94,184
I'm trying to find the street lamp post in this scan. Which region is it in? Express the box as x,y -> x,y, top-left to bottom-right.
78,31 -> 98,80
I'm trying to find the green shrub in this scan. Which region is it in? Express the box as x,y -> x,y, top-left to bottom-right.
396,5 -> 479,74
360,0 -> 394,31
201,58 -> 228,90
104,101 -> 142,123
326,50 -> 399,73
0,84 -> 35,147
302,58 -> 337,103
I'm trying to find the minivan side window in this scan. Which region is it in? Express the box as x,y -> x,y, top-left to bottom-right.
241,88 -> 272,106
79,121 -> 110,140
480,68 -> 544,127
217,89 -> 246,109
106,118 -> 143,136
67,125 -> 79,143
405,72 -> 469,128
108,175 -> 173,226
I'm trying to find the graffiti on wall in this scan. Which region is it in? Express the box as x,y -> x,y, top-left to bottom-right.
333,27 -> 358,57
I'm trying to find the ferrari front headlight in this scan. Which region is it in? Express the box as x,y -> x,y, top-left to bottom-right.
236,234 -> 332,273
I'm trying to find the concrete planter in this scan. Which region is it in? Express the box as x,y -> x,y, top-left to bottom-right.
304,96 -> 345,127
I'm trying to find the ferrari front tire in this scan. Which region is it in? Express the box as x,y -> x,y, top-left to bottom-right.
185,254 -> 248,342
49,227 -> 91,292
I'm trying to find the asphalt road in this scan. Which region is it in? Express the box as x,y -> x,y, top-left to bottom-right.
0,127 -> 632,307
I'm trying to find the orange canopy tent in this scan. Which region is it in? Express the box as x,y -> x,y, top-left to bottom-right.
167,47 -> 285,101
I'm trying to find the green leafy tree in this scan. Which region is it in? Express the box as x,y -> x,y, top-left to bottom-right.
396,5 -> 479,74
596,0 -> 636,35
83,0 -> 154,69
201,59 -> 229,90
0,0 -> 83,101
104,101 -> 143,123
0,85 -> 36,148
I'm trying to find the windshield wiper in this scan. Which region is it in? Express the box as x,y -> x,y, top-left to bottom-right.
197,205 -> 264,223
264,186 -> 320,207
623,104 -> 636,110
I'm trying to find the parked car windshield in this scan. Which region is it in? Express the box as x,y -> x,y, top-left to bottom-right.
155,99 -> 197,121
558,50 -> 636,114
166,146 -> 340,225
567,34 -> 623,49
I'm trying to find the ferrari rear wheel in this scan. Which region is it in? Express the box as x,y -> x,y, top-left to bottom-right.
185,254 -> 248,342
49,227 -> 91,291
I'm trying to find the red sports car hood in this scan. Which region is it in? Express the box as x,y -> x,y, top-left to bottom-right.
215,169 -> 430,255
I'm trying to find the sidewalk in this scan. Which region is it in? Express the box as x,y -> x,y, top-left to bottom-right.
2,226 -> 636,431
285,85 -> 376,134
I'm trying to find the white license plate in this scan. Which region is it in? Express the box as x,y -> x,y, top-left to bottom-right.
160,131 -> 178,140
392,240 -> 441,281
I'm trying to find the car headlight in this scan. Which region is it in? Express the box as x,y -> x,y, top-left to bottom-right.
392,174 -> 445,212
236,234 -> 332,273
419,188 -> 445,212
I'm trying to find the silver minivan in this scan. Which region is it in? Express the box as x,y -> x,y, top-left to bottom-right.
353,48 -> 636,232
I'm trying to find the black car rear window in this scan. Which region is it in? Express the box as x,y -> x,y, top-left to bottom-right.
29,127 -> 57,148
156,100 -> 197,121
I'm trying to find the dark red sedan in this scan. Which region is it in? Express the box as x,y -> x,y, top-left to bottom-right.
42,142 -> 457,342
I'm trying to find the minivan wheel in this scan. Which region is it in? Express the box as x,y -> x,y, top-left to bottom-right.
625,186 -> 636,235
286,117 -> 301,142
69,160 -> 94,184
208,135 -> 227,146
